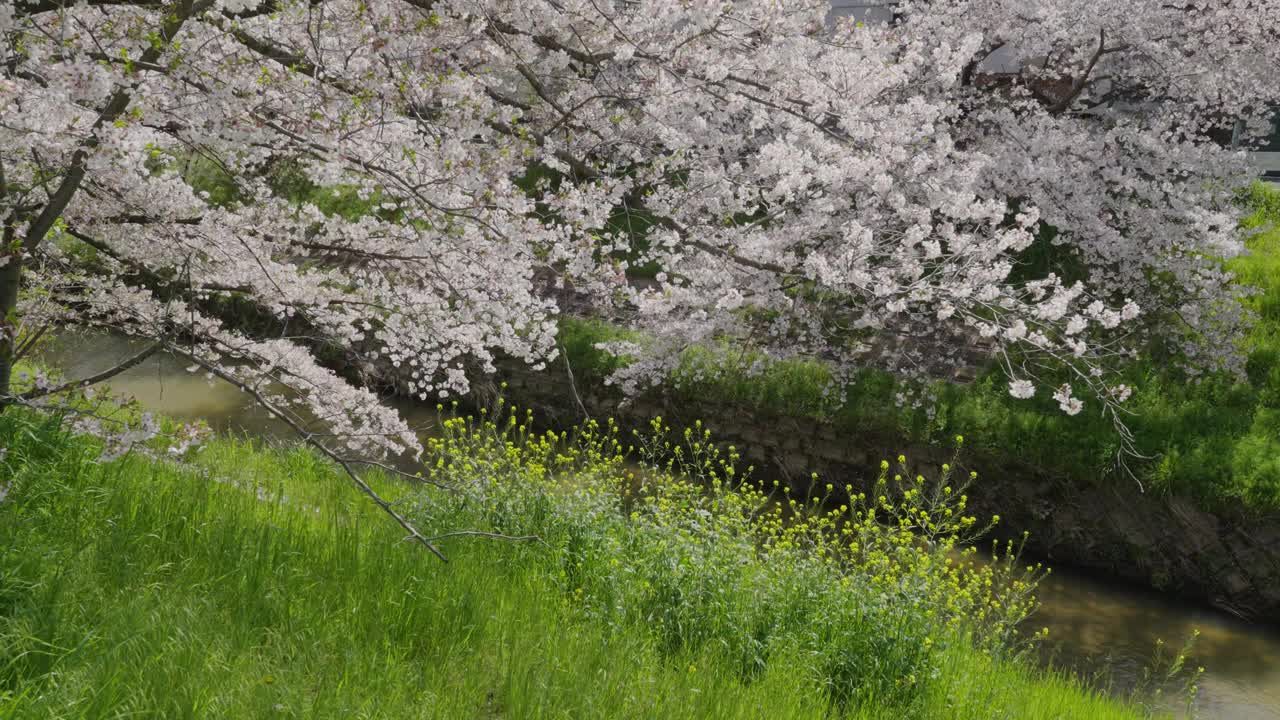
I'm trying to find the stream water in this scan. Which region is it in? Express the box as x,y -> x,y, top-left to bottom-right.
34,332 -> 1280,719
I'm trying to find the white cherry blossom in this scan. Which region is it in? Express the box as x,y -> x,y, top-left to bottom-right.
0,0 -> 1275,461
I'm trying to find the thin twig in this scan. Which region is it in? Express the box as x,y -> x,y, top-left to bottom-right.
11,342 -> 161,403
13,324 -> 50,360
343,456 -> 456,491
561,343 -> 591,422
1046,29 -> 1108,114
423,530 -> 546,546
175,349 -> 450,561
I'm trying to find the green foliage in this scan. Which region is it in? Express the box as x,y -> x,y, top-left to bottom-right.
417,409 -> 1046,710
556,316 -> 643,379
166,153 -> 392,219
673,344 -> 845,417
0,410 -> 1151,719
264,158 -> 399,221
177,154 -> 247,208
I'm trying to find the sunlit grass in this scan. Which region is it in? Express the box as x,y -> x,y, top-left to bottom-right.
0,410 -> 1155,719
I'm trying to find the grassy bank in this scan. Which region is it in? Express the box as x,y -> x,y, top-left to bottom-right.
558,184 -> 1280,511
0,409 -> 1158,719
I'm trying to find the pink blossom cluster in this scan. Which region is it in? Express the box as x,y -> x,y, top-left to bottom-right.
2,0 -> 1276,454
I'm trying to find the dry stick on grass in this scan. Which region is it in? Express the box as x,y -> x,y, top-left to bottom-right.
177,348 -> 542,561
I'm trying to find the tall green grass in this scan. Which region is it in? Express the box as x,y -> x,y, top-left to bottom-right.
0,410 -> 1156,719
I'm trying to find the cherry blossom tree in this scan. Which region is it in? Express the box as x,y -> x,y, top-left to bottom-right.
1,0 -> 1277,487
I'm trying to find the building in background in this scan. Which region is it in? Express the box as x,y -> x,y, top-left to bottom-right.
1248,115 -> 1280,181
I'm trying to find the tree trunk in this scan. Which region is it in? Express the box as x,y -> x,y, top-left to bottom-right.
0,256 -> 23,408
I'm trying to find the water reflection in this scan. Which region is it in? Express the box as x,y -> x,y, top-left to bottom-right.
36,331 -> 441,444
34,331 -> 1280,719
1032,567 -> 1280,718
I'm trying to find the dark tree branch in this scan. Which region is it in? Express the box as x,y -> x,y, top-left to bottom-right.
489,18 -> 616,65
108,214 -> 204,225
178,349 -> 452,561
12,342 -> 161,402
960,41 -> 1006,88
343,457 -> 456,491
13,0 -> 165,20
218,19 -> 362,96
22,0 -> 214,253
12,323 -> 49,360
1046,29 -> 1108,114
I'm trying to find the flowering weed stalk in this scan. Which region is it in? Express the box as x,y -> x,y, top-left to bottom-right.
414,406 -> 1050,711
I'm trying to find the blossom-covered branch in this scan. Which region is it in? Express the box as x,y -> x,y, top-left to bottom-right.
0,0 -> 1275,474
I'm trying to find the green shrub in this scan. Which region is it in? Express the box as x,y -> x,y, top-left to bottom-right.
414,408 -> 1051,711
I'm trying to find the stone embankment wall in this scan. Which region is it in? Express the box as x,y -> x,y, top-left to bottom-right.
480,361 -> 1280,624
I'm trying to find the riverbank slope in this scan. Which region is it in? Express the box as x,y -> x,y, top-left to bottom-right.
0,410 -> 1154,719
